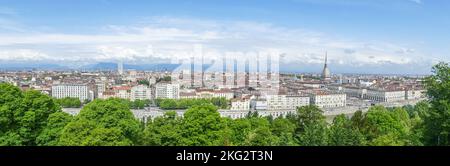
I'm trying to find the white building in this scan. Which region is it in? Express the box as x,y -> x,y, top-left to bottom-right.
405,89 -> 425,100
230,99 -> 251,111
266,95 -> 310,110
118,61 -> 124,75
251,99 -> 268,110
365,89 -> 405,102
131,85 -> 152,101
155,83 -> 180,99
96,82 -> 106,98
308,90 -> 346,108
52,84 -> 93,101
343,87 -> 367,98
112,86 -> 132,100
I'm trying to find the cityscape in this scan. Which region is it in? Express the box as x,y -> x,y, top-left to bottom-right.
0,0 -> 449,152
0,52 -> 427,121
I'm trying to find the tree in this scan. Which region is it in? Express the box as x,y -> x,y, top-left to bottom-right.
143,111 -> 182,146
138,80 -> 150,86
362,106 -> 409,146
423,62 -> 450,146
179,104 -> 227,146
36,112 -> 72,146
351,110 -> 365,129
292,105 -> 328,145
55,97 -> 82,108
0,84 -> 61,146
271,118 -> 296,146
295,105 -> 326,130
297,122 -> 329,146
59,98 -> 141,146
244,117 -> 277,146
157,98 -> 230,110
228,118 -> 252,146
329,114 -> 366,146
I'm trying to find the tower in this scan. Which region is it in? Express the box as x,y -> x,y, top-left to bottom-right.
201,53 -> 205,88
118,61 -> 124,75
222,55 -> 227,86
190,57 -> 195,88
245,59 -> 249,88
322,52 -> 331,80
233,59 -> 238,87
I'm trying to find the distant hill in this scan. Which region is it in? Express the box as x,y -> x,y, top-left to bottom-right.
0,63 -> 68,71
83,62 -> 182,71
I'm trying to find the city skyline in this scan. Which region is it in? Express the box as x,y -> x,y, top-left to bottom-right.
0,0 -> 449,74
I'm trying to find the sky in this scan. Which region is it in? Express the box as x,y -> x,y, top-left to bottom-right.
0,0 -> 449,74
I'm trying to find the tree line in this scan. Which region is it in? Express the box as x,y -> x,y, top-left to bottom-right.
0,62 -> 448,146
155,98 -> 229,110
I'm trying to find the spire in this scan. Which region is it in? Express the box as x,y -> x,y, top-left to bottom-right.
322,51 -> 331,80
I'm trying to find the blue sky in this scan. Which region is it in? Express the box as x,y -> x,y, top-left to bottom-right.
0,0 -> 449,74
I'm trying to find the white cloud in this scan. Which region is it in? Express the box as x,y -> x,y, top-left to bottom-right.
0,49 -> 51,61
0,16 -> 434,70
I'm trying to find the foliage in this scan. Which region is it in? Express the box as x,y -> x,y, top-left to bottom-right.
328,115 -> 366,146
156,98 -> 229,110
36,112 -> 73,146
55,97 -> 82,108
423,62 -> 450,146
142,111 -> 182,146
138,79 -> 150,86
115,98 -> 151,109
157,76 -> 172,83
58,98 -> 142,146
0,83 -> 62,146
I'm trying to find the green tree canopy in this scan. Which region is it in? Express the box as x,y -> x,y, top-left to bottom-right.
0,83 -> 62,146
423,62 -> 450,146
178,104 -> 226,146
59,98 -> 141,146
143,111 -> 182,146
329,114 -> 366,146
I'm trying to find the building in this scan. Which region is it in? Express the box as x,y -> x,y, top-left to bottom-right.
131,85 -> 152,101
196,89 -> 234,99
342,86 -> 367,98
230,99 -> 251,111
52,84 -> 93,101
112,86 -> 132,100
179,91 -> 197,99
321,52 -> 331,80
251,99 -> 268,110
118,61 -> 124,75
307,90 -> 346,108
96,82 -> 106,98
364,89 -> 405,102
405,89 -> 425,100
266,95 -> 310,110
155,83 -> 180,99
179,88 -> 234,99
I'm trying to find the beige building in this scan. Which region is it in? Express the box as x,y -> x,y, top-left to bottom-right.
155,83 -> 180,99
131,85 -> 152,101
307,90 -> 346,108
266,95 -> 310,110
405,89 -> 425,100
230,99 -> 251,111
364,89 -> 405,102
180,88 -> 234,100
